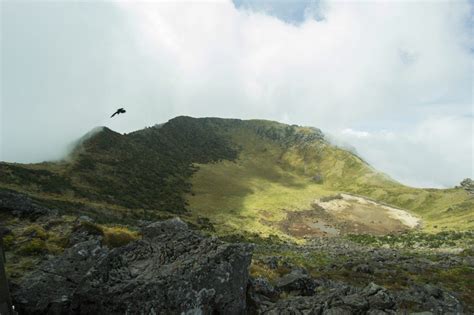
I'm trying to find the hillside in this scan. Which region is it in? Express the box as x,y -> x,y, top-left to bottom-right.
2,116 -> 474,313
1,116 -> 472,236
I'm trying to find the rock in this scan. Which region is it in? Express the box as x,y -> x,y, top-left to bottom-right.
12,218 -> 253,314
323,307 -> 352,315
362,282 -> 384,296
424,284 -> 442,299
366,310 -> 391,315
367,290 -> 395,309
459,178 -> 474,194
352,263 -> 374,274
247,277 -> 279,314
341,294 -> 368,310
249,277 -> 278,300
12,238 -> 108,314
262,256 -> 280,269
275,269 -> 317,296
394,284 -> 463,314
261,296 -> 324,315
71,218 -> 253,314
0,189 -> 51,219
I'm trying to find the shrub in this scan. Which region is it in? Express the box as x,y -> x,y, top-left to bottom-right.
22,225 -> 48,240
249,262 -> 280,282
102,226 -> 140,248
18,239 -> 48,255
3,234 -> 14,250
73,221 -> 104,236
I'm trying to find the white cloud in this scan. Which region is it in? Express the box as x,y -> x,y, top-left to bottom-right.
341,129 -> 370,138
1,0 -> 472,187
334,116 -> 473,188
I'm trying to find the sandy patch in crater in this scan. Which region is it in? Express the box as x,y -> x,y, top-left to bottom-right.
273,193 -> 421,238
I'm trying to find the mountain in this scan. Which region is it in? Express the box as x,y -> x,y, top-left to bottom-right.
2,116 -> 473,313
1,116 -> 472,235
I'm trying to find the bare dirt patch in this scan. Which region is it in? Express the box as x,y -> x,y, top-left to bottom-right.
279,210 -> 340,237
275,194 -> 421,238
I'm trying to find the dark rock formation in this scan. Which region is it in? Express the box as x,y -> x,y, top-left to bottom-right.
274,269 -> 317,296
249,279 -> 463,315
71,218 -> 252,314
12,218 -> 253,314
0,189 -> 51,219
459,178 -> 474,194
12,238 -> 109,314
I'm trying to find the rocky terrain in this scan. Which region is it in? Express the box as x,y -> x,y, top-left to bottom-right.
1,189 -> 473,314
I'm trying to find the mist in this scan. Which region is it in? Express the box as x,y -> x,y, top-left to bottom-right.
1,0 -> 472,188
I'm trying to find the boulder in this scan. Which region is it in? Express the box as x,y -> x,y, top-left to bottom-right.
275,269 -> 317,296
12,238 -> 108,314
12,218 -> 253,315
71,218 -> 253,314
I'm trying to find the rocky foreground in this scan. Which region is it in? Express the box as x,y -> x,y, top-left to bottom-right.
1,189 -> 472,314
4,218 -> 468,315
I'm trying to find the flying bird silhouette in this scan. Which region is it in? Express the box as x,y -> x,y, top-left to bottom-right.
111,108 -> 126,118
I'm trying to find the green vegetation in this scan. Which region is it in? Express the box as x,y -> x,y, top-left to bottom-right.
73,221 -> 141,248
0,117 -> 239,214
1,117 -> 471,311
347,231 -> 474,249
2,214 -> 74,278
102,226 -> 140,248
2,213 -> 141,280
185,118 -> 473,236
0,116 -> 472,239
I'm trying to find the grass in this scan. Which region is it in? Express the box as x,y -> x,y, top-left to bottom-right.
74,221 -> 141,248
1,117 -> 472,239
185,119 -> 474,237
102,226 -> 140,248
2,214 -> 73,278
186,127 -> 336,237
2,214 -> 141,280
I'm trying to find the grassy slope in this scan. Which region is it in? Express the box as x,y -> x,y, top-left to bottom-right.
0,117 -> 239,218
186,119 -> 473,236
0,116 -> 472,234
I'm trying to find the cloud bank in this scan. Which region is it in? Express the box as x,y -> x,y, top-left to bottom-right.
1,0 -> 472,187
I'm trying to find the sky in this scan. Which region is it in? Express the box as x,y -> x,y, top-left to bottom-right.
1,0 -> 473,188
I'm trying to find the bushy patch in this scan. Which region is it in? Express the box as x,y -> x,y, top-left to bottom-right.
102,226 -> 140,248
249,262 -> 281,282
22,225 -> 48,240
73,221 -> 140,248
3,234 -> 14,250
73,221 -> 105,236
18,239 -> 49,255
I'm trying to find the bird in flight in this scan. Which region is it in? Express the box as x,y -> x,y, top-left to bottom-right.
111,108 -> 126,118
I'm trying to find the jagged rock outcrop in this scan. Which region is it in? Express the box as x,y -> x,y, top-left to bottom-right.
248,279 -> 463,314
12,238 -> 109,314
0,189 -> 52,219
71,218 -> 253,314
12,218 -> 253,314
460,178 -> 474,194
274,269 -> 318,296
